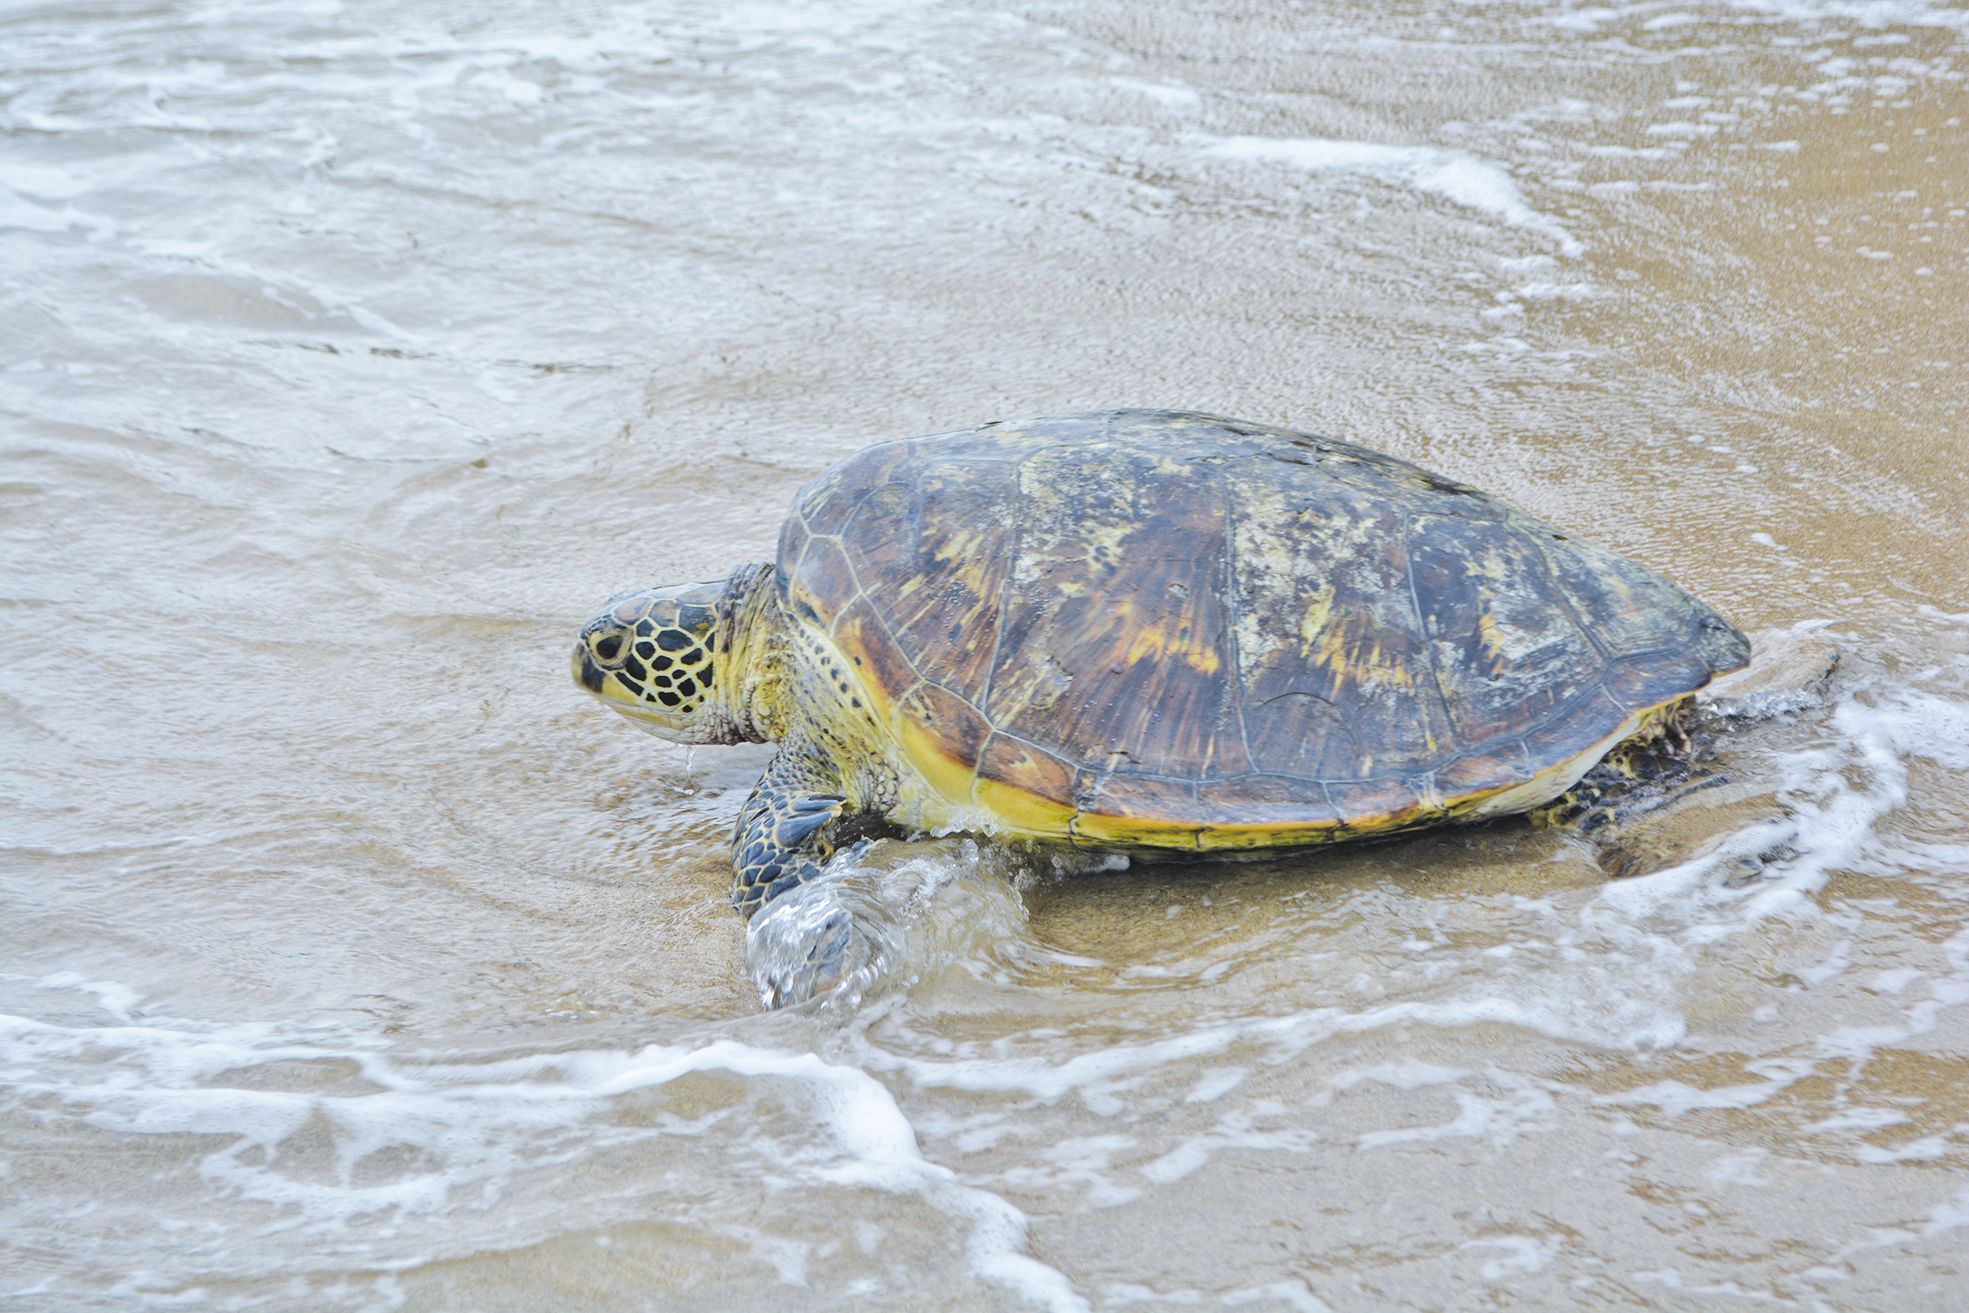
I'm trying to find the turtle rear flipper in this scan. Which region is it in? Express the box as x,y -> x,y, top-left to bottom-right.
1540,637 -> 1843,881
1544,757 -> 1793,883
1532,696 -> 1719,875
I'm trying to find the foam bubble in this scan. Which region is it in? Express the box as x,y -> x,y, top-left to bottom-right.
1540,0 -> 1969,34
1462,1234 -> 1556,1280
1204,134 -> 1584,255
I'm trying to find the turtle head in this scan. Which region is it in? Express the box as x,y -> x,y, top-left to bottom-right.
573,581 -> 730,742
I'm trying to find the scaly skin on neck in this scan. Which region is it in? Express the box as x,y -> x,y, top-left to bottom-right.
713,561 -> 791,745
717,561 -> 899,803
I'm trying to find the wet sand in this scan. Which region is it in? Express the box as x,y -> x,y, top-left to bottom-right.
3,0 -> 1966,1309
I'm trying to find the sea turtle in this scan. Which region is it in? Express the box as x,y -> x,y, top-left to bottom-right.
574,411 -> 1748,979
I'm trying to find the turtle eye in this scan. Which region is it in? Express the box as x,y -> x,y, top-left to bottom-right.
593,633 -> 624,663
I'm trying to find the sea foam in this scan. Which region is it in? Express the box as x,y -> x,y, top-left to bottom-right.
0,976 -> 1085,1310
1204,134 -> 1585,255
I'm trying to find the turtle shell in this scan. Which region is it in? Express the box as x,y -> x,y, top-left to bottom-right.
776,411 -> 1749,849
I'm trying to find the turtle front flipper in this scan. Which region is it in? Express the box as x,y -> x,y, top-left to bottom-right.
731,743 -> 848,917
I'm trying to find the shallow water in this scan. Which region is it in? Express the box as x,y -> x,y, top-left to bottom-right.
3,0 -> 1967,1308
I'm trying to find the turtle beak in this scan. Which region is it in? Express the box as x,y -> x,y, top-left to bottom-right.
571,613 -> 649,713
573,642 -> 609,695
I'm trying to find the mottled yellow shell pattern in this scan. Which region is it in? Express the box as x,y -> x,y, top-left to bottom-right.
775,411 -> 1750,851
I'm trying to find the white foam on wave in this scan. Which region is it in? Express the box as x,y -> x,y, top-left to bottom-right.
1203,134 -> 1584,255
1462,1234 -> 1556,1280
1584,635 -> 1969,1120
1138,1106 -> 1320,1186
1108,1276 -> 1333,1311
875,975 -> 1694,1121
1110,76 -> 1204,109
0,186 -> 118,240
1540,0 -> 1969,34
1339,1062 -> 1557,1150
0,976 -> 1085,1312
1730,0 -> 1969,31
1592,645 -> 1935,930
